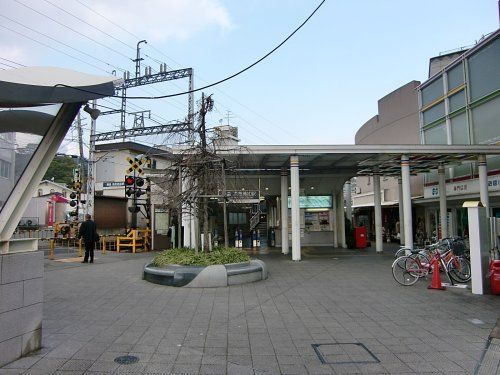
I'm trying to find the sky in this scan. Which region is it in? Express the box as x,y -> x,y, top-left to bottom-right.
1,0 -> 499,156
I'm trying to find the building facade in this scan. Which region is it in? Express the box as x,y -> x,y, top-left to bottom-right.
418,29 -> 500,239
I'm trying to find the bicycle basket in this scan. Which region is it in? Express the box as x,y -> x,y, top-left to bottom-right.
451,240 -> 467,255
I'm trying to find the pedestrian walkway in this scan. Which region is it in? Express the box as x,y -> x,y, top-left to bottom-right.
1,246 -> 499,374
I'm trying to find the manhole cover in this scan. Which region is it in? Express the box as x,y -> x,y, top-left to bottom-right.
114,355 -> 139,365
312,343 -> 380,365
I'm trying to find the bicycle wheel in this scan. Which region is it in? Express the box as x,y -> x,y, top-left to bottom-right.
447,256 -> 471,283
394,247 -> 410,258
392,256 -> 419,286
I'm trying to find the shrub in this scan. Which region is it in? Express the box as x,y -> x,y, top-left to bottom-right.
152,247 -> 250,267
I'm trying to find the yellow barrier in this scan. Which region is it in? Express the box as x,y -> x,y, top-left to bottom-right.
49,239 -> 55,260
116,229 -> 150,253
79,238 -> 83,257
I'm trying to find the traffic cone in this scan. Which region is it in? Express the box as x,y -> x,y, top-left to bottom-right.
428,258 -> 446,290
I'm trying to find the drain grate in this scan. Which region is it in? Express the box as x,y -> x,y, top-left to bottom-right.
114,355 -> 139,365
312,343 -> 380,365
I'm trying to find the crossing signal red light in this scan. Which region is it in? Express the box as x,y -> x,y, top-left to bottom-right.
125,176 -> 135,186
135,177 -> 144,187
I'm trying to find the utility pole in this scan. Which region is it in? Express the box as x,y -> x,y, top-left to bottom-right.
85,100 -> 97,218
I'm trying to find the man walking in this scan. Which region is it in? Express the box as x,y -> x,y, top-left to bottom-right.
78,214 -> 99,263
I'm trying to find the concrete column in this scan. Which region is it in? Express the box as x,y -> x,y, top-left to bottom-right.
290,156 -> 301,261
465,202 -> 490,294
373,173 -> 383,253
478,155 -> 489,215
397,178 -> 405,245
337,191 -> 346,248
401,155 -> 413,250
332,192 -> 338,247
345,180 -> 352,222
438,164 -> 448,239
280,169 -> 289,254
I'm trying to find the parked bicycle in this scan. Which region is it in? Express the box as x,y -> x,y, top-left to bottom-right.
392,237 -> 471,286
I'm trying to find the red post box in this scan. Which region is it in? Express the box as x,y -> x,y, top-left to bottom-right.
489,260 -> 500,295
354,227 -> 367,249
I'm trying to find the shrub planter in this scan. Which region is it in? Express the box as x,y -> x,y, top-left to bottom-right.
143,259 -> 268,287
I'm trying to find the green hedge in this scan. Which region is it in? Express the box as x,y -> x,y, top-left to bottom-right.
152,247 -> 250,267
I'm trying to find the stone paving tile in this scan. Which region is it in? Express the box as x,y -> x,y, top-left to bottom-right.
3,249 -> 500,374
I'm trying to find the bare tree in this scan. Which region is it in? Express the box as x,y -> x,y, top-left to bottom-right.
153,93 -> 238,252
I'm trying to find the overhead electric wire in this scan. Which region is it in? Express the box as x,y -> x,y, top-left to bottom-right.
0,57 -> 26,67
0,23 -> 112,74
0,13 -> 126,73
42,0 -> 136,52
13,0 -> 132,60
55,0 -> 327,100
70,0 -> 291,144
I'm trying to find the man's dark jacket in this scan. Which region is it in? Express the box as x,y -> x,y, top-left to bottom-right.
78,220 -> 98,244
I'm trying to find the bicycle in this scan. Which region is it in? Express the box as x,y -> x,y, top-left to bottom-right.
392,246 -> 454,286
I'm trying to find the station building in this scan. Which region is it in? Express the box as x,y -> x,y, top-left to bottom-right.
351,28 -> 500,246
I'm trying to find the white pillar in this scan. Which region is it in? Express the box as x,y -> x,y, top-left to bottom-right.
464,202 -> 490,295
401,155 -> 413,250
290,156 -> 301,261
337,191 -> 346,248
397,178 -> 405,245
332,192 -> 338,248
373,173 -> 383,253
280,169 -> 289,254
438,164 -> 448,240
478,155 -> 489,215
345,180 -> 352,222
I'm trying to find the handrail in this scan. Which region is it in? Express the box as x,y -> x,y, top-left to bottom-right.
249,211 -> 260,230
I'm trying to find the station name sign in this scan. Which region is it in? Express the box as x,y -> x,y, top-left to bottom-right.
225,190 -> 259,203
103,181 -> 124,188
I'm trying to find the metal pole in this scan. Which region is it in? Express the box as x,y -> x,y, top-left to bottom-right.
397,178 -> 405,245
401,155 -> 413,251
438,164 -> 448,239
290,156 -> 301,261
373,172 -> 383,253
280,168 -> 289,254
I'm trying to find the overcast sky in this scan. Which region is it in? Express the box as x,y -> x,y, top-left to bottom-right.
1,0 -> 498,155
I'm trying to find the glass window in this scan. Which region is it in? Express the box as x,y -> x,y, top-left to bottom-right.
421,76 -> 444,106
426,170 -> 438,184
450,112 -> 469,145
487,155 -> 500,172
447,63 -> 464,91
229,212 -> 246,225
453,163 -> 472,178
423,122 -> 447,144
423,102 -> 445,125
471,95 -> 500,144
0,160 -> 11,178
468,37 -> 500,101
449,90 -> 465,112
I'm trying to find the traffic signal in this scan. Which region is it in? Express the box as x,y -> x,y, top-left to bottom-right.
128,205 -> 140,213
125,175 -> 135,197
69,192 -> 77,207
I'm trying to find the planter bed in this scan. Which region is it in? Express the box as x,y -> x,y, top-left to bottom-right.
143,259 -> 267,287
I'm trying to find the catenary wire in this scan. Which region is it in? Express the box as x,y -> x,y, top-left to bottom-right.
54,0 -> 327,99
0,13 -> 127,72
0,24 -> 112,74
41,0 -> 136,52
13,0 -> 132,60
70,0 -> 296,143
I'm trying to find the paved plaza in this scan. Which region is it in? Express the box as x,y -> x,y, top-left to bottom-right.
1,246 -> 499,375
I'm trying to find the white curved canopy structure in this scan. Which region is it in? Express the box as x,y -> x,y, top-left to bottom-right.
0,66 -> 119,249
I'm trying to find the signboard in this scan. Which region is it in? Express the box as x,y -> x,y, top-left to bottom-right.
103,181 -> 125,188
424,175 -> 500,199
287,195 -> 332,209
225,190 -> 259,203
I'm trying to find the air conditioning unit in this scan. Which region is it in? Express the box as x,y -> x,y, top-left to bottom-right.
355,187 -> 361,194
